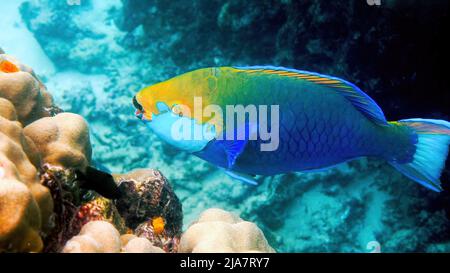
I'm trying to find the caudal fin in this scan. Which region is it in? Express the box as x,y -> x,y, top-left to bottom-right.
389,118 -> 450,192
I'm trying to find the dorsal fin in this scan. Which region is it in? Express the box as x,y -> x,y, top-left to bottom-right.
233,66 -> 388,126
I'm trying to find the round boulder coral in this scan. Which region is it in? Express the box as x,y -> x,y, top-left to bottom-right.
0,178 -> 43,252
0,106 -> 53,252
62,221 -> 121,253
23,113 -> 92,171
0,54 -> 55,125
179,208 -> 275,253
122,237 -> 165,253
0,98 -> 18,121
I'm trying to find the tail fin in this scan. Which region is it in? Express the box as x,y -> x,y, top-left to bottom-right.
389,118 -> 450,192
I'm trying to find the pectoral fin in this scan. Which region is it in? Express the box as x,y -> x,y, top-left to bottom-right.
217,139 -> 247,168
217,122 -> 257,168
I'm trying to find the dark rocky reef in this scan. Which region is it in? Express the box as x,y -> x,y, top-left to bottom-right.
114,169 -> 183,252
115,0 -> 449,120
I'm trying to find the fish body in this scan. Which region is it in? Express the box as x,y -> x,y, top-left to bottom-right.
134,66 -> 450,192
189,67 -> 409,175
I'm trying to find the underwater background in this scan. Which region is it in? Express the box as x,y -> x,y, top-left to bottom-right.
1,0 -> 449,252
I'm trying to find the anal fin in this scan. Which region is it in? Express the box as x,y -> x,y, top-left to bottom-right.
225,170 -> 258,186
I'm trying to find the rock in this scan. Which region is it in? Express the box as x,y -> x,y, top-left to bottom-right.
113,169 -> 183,252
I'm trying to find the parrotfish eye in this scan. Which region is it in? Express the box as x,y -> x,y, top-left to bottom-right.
171,104 -> 184,117
133,96 -> 143,112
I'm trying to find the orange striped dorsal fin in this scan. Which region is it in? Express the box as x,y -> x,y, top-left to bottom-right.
232,66 -> 388,126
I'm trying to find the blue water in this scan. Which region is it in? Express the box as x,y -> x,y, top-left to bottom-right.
1,0 -> 449,252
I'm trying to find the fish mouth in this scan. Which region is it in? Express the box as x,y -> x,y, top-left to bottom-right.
135,109 -> 144,119
133,95 -> 152,121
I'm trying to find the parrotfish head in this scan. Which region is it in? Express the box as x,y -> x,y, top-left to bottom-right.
132,68 -> 219,153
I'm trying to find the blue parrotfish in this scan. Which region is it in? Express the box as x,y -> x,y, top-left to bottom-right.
133,66 -> 450,191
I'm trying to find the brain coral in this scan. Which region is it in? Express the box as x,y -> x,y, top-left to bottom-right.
179,208 -> 275,253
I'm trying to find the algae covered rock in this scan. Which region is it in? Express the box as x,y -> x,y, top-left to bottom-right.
114,169 -> 183,232
114,169 -> 183,252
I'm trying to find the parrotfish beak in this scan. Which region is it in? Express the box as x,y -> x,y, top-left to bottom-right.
135,109 -> 144,119
133,95 -> 151,121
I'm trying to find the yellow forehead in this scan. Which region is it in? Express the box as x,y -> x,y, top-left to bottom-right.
135,67 -> 229,134
135,68 -> 220,116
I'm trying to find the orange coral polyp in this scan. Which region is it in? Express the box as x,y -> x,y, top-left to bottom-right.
152,217 -> 165,235
0,60 -> 20,73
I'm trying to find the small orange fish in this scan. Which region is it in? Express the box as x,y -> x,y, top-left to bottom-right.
0,60 -> 20,73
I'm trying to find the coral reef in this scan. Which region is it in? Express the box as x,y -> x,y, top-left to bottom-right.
122,236 -> 165,253
179,208 -> 275,253
114,169 -> 183,252
76,196 -> 127,232
62,221 -> 121,253
0,53 -> 55,125
0,54 -> 54,252
41,164 -> 183,253
0,51 -> 184,253
0,52 -> 92,252
0,56 -> 106,253
62,221 -> 165,253
114,169 -> 182,230
24,113 -> 92,171
39,164 -> 86,252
